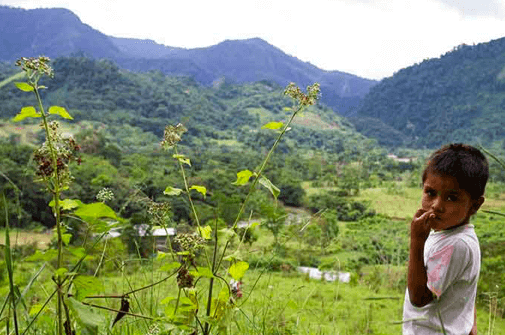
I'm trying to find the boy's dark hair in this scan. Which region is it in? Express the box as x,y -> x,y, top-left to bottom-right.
422,143 -> 489,199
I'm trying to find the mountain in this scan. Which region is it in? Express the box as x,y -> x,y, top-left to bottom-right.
0,5 -> 377,116
352,38 -> 505,148
0,6 -> 121,59
0,55 -> 371,156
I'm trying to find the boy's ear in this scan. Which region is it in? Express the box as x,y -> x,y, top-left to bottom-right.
470,196 -> 485,215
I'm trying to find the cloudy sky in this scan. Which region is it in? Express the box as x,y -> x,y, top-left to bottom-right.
1,0 -> 505,80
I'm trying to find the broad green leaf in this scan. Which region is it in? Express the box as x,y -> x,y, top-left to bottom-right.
213,287 -> 229,320
190,185 -> 207,198
73,275 -> 105,301
14,82 -> 34,92
173,154 -> 191,166
67,297 -> 104,328
194,266 -> 214,278
159,262 -> 181,272
69,247 -> 86,258
223,251 -> 240,262
232,169 -> 255,186
259,176 -> 280,199
218,228 -> 236,240
157,251 -> 167,260
261,121 -> 284,130
187,288 -> 199,311
62,233 -> 72,246
49,198 -> 80,211
228,261 -> 249,280
176,297 -> 197,311
13,106 -> 41,122
54,267 -> 68,278
160,296 -> 177,305
73,202 -> 117,221
164,186 -> 183,196
197,225 -> 212,240
283,107 -> 292,111
25,249 -> 58,262
49,105 -> 73,120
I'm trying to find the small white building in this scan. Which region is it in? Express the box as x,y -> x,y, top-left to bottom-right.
136,225 -> 176,251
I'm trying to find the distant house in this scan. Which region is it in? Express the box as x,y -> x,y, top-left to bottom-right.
136,225 -> 176,251
387,154 -> 415,163
106,224 -> 176,252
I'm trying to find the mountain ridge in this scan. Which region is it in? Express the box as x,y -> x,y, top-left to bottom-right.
352,37 -> 505,148
0,5 -> 377,115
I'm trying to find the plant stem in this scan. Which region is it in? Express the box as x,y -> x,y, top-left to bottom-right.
3,194 -> 19,335
218,104 -> 303,269
34,86 -> 64,335
203,219 -> 220,335
174,146 -> 211,266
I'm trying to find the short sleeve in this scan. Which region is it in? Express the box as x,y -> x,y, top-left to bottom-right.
425,239 -> 470,298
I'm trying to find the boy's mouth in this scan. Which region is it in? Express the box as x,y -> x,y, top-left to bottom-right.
429,213 -> 441,221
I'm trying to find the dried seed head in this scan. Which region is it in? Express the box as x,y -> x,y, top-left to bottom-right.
16,56 -> 54,78
161,123 -> 187,149
147,201 -> 171,225
177,267 -> 194,289
284,82 -> 320,107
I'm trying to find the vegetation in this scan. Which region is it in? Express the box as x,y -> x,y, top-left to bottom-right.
2,54 -> 505,334
353,37 -> 505,148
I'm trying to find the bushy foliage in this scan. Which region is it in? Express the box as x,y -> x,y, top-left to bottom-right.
355,37 -> 505,148
306,190 -> 375,221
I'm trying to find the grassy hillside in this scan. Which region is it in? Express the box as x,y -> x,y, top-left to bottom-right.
353,37 -> 505,149
0,56 -> 371,156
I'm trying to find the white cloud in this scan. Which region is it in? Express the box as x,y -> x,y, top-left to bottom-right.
1,0 -> 504,79
436,0 -> 505,19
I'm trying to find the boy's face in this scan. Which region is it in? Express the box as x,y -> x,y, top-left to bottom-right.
422,171 -> 484,231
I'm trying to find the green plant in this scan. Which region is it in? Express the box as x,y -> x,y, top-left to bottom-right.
151,82 -> 320,334
4,57 -> 120,335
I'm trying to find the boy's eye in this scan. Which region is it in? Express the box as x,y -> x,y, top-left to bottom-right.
447,194 -> 458,201
425,189 -> 436,197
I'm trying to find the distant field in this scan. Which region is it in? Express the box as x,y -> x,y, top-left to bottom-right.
0,229 -> 51,248
0,119 -> 78,145
247,107 -> 337,130
355,187 -> 421,219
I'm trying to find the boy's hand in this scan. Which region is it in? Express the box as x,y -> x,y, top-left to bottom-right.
407,208 -> 436,307
411,209 -> 435,242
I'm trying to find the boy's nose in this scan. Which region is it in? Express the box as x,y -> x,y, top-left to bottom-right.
431,197 -> 444,212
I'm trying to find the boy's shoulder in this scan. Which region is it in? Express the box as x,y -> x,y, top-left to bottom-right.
426,225 -> 480,256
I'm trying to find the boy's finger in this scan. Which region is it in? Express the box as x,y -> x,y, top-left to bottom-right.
414,209 -> 426,219
414,210 -> 434,224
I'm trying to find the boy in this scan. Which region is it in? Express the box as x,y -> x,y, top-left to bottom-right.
403,143 -> 488,335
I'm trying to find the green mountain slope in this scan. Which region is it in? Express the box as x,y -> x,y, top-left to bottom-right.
353,38 -> 505,148
0,56 -> 369,155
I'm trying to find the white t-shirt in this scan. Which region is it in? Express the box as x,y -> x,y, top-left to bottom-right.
403,224 -> 480,335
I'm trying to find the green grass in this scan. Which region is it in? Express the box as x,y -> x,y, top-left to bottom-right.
4,183 -> 505,334
10,263 -> 504,334
354,186 -> 421,219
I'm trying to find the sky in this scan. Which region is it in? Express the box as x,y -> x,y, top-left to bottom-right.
1,0 -> 505,80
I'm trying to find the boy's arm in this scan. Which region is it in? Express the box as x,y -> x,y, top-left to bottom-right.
408,209 -> 435,307
469,308 -> 477,335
